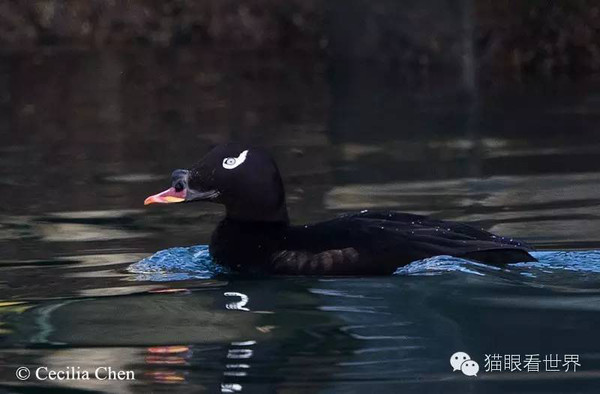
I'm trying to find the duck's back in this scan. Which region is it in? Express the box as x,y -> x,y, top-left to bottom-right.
270,211 -> 535,275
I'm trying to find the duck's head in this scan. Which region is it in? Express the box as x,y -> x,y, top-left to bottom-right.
144,144 -> 288,223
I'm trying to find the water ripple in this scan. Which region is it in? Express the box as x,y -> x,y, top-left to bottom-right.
395,250 -> 600,279
128,245 -> 600,282
127,245 -> 227,281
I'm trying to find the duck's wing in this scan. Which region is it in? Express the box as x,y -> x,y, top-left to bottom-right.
272,211 -> 535,275
351,211 -> 535,249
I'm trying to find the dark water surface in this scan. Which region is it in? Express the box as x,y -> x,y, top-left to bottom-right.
2,50 -> 600,393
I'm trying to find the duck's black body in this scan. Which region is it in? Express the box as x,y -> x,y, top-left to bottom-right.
210,212 -> 534,275
145,144 -> 536,276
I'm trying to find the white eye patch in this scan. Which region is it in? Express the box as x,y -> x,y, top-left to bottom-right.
222,150 -> 248,170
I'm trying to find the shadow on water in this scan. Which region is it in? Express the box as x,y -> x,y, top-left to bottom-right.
1,50 -> 600,392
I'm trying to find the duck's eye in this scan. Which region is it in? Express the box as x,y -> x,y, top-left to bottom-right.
222,150 -> 249,170
174,180 -> 185,192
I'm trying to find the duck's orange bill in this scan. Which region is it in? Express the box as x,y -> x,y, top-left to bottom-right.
144,187 -> 186,205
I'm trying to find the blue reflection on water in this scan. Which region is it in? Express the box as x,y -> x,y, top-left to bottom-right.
128,245 -> 228,281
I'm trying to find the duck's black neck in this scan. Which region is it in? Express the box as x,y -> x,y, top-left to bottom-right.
221,171 -> 289,223
210,216 -> 289,270
224,202 -> 289,224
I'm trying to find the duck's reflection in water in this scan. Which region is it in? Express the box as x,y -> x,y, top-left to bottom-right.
2,280 -> 362,392
221,340 -> 254,392
222,292 -> 255,392
144,345 -> 191,384
225,292 -> 250,311
138,291 -> 260,392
